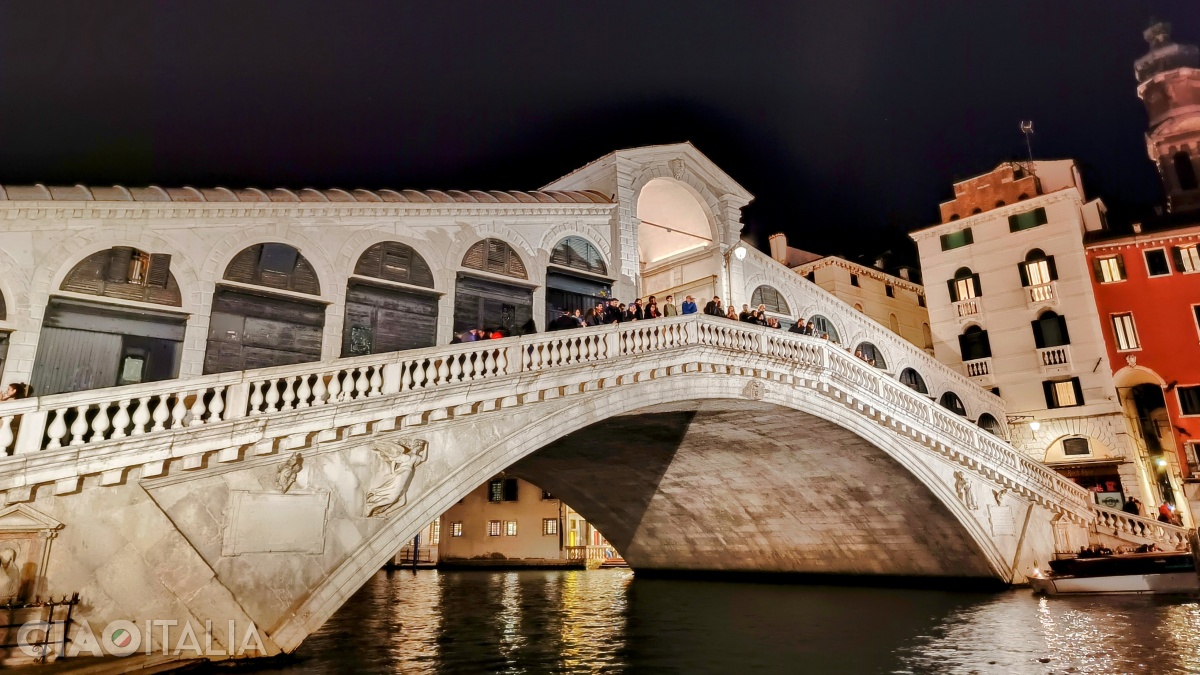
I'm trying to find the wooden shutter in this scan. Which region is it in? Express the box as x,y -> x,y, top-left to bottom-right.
1058,315 -> 1071,345
940,234 -> 951,250
972,273 -> 983,297
1046,255 -> 1058,281
1173,246 -> 1187,272
1031,320 -> 1046,349
963,228 -> 974,245
1018,263 -> 1030,287
1071,378 -> 1084,406
1115,254 -> 1126,279
107,247 -> 133,283
946,279 -> 959,302
503,478 -> 518,501
1035,208 -> 1048,225
1043,380 -> 1057,408
145,254 -> 172,288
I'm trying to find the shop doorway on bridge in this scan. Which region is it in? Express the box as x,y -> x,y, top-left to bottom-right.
454,239 -> 534,337
342,242 -> 440,357
204,243 -> 326,374
1127,383 -> 1182,514
545,237 -> 611,327
33,247 -> 185,395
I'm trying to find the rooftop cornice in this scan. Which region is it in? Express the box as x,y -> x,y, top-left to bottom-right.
909,190 -> 1082,242
790,256 -> 925,295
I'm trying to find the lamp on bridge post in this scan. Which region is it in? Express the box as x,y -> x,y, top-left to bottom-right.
724,243 -> 747,306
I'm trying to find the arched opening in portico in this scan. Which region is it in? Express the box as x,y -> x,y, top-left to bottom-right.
636,178 -> 719,302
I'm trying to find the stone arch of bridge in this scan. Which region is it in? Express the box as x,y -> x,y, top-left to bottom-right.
270,371 -> 1012,651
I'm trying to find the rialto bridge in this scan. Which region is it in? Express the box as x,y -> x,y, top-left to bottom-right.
0,144 -> 1183,659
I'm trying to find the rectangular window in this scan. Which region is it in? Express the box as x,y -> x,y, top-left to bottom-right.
1194,305 -> 1200,335
503,478 -> 518,501
489,478 -> 519,502
805,272 -> 815,283
1008,207 -> 1048,232
850,274 -> 859,287
1025,259 -> 1052,286
954,277 -> 977,300
1174,244 -> 1200,273
543,518 -> 558,535
1180,386 -> 1200,416
940,228 -> 974,251
918,295 -> 926,308
1096,255 -> 1125,283
541,490 -> 554,500
1188,443 -> 1200,477
885,284 -> 895,298
451,521 -> 463,537
1063,438 -> 1091,456
505,520 -> 518,536
1111,313 -> 1139,351
1145,248 -> 1171,277
487,520 -> 502,536
1043,377 -> 1084,409
431,519 -> 441,545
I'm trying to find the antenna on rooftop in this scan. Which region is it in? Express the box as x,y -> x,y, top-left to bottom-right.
1020,121 -> 1035,164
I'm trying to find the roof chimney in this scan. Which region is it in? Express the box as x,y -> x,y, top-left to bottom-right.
768,233 -> 788,263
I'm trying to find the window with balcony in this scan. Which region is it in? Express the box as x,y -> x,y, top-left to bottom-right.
940,228 -> 974,251
543,518 -> 558,535
947,267 -> 981,302
958,325 -> 992,361
451,522 -> 463,537
1094,254 -> 1126,283
1145,249 -> 1172,277
1019,249 -> 1058,287
1111,313 -> 1140,351
1043,377 -> 1083,409
1009,207 -> 1048,232
1032,311 -> 1070,348
1173,245 -> 1200,273
1180,386 -> 1200,416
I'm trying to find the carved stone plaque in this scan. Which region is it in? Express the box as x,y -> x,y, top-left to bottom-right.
222,491 -> 329,556
988,505 -> 1015,536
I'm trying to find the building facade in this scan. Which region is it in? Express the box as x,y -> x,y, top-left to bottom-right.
437,476 -> 611,565
770,233 -> 931,353
910,161 -> 1165,514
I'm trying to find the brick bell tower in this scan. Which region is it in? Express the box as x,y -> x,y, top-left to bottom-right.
1137,20 -> 1200,214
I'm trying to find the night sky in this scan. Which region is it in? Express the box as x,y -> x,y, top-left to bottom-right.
2,1 -> 1199,262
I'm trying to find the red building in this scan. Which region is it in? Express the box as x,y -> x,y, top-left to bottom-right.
1084,21 -> 1200,517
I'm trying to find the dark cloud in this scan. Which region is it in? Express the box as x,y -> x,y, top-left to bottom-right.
1,0 -> 1197,260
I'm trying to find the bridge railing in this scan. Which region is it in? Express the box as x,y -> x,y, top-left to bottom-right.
1092,504 -> 1190,549
0,314 -> 1094,518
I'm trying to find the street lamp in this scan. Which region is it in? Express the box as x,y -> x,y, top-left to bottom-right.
724,244 -> 748,306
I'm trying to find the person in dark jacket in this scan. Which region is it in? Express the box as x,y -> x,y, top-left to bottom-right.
788,317 -> 806,334
703,296 -> 723,316
603,299 -> 623,324
548,310 -> 578,331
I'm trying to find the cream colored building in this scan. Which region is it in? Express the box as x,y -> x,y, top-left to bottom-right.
437,476 -> 612,565
769,233 -> 932,354
909,160 -> 1175,518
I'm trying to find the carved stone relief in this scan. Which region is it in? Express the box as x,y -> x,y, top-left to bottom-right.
276,452 -> 303,494
953,471 -> 978,511
0,505 -> 63,603
364,438 -> 429,518
742,380 -> 766,401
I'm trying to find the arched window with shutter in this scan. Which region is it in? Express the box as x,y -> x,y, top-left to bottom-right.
549,237 -> 607,276
947,267 -> 981,302
60,247 -> 181,307
750,285 -> 789,314
899,368 -> 928,394
853,342 -> 888,369
223,243 -> 321,295
462,239 -> 528,279
343,242 -> 440,357
939,391 -> 967,416
977,413 -> 1002,436
1031,310 -> 1070,348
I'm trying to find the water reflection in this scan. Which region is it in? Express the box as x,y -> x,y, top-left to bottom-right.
239,570 -> 1200,674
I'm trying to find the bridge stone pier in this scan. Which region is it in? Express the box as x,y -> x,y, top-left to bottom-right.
0,144 -> 1186,663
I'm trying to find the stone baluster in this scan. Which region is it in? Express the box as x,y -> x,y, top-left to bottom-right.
150,394 -> 170,432
0,416 -> 14,454
209,386 -> 226,421
311,375 -> 328,405
69,405 -> 90,445
326,372 -> 343,403
248,380 -> 265,414
296,375 -> 312,408
281,376 -> 298,410
45,409 -> 69,449
110,399 -> 131,439
449,356 -> 463,382
170,395 -> 189,428
348,368 -> 365,398
424,359 -> 439,387
264,379 -> 281,412
483,349 -> 497,377
90,403 -> 111,441
131,397 -> 152,435
188,390 -> 207,426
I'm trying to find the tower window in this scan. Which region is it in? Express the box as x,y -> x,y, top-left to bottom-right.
1174,151 -> 1198,191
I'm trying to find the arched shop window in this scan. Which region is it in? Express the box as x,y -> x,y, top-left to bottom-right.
546,237 -> 611,330
343,242 -> 439,356
809,315 -> 839,342
550,237 -> 607,276
750,285 -> 789,314
457,239 -> 534,336
205,243 -> 325,374
462,239 -> 528,279
977,413 -> 1002,436
939,391 -> 967,416
32,246 -> 185,395
853,342 -> 887,369
899,368 -> 928,395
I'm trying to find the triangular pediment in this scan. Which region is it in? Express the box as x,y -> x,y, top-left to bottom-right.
543,142 -> 754,203
0,504 -> 64,532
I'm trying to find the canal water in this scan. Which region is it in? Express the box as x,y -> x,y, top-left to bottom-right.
244,569 -> 1200,674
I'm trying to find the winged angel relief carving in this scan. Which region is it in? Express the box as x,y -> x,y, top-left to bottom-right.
363,438 -> 429,518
